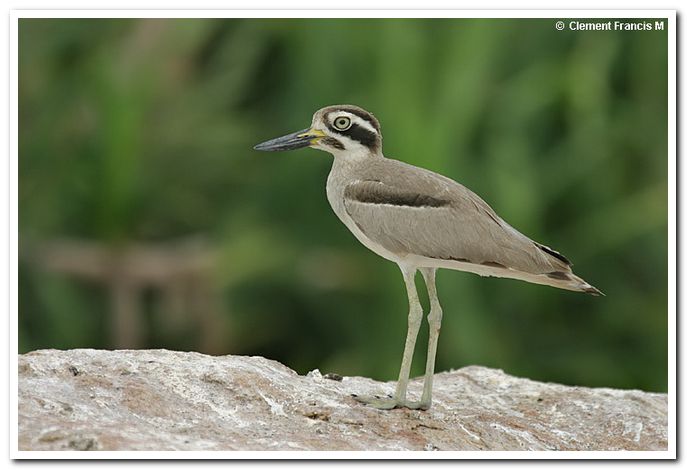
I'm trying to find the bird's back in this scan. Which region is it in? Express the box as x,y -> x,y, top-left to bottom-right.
334,155 -> 575,278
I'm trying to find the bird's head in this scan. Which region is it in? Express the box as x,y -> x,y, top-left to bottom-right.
254,105 -> 382,158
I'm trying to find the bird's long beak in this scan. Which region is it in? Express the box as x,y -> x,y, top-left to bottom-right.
253,128 -> 326,152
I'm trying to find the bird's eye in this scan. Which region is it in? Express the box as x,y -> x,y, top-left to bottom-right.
333,116 -> 352,131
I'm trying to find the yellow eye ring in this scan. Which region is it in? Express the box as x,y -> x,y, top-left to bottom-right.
333,116 -> 352,131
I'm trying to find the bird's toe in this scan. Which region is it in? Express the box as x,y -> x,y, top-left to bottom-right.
352,394 -> 431,411
352,394 -> 399,410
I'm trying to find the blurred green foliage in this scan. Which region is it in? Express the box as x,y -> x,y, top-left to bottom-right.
19,18 -> 668,392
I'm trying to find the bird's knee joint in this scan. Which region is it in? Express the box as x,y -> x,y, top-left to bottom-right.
427,307 -> 443,325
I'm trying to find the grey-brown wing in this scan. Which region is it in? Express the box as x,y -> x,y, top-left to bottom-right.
343,159 -> 569,274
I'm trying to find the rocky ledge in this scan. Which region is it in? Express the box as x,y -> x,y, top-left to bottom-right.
18,349 -> 667,451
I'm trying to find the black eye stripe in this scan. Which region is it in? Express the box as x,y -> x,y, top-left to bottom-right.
334,123 -> 378,150
347,123 -> 375,142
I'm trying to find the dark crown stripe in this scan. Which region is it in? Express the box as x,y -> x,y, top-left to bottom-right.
342,108 -> 380,133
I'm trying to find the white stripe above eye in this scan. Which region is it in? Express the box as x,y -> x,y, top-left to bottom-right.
335,113 -> 379,135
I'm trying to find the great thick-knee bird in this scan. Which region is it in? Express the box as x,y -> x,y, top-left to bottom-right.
254,104 -> 601,410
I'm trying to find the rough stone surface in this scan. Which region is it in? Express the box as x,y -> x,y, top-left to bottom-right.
18,349 -> 667,451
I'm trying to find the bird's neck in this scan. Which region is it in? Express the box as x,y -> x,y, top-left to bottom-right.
330,148 -> 383,163
329,152 -> 378,179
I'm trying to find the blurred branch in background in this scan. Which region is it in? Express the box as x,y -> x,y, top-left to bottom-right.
21,236 -> 228,353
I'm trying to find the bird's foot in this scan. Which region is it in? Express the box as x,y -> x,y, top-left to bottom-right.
352,394 -> 430,410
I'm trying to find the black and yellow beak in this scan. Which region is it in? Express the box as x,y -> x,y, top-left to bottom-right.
253,128 -> 325,152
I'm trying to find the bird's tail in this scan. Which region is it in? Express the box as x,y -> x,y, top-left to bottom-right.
547,272 -> 604,296
572,274 -> 604,296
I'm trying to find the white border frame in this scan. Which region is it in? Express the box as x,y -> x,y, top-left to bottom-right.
9,9 -> 676,460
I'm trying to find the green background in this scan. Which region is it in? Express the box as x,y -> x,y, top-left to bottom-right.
19,18 -> 668,392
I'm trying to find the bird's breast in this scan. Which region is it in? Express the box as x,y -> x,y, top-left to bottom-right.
325,166 -> 403,264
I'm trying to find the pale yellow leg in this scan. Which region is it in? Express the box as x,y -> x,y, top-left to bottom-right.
419,267 -> 443,409
354,265 -> 426,410
394,265 -> 423,403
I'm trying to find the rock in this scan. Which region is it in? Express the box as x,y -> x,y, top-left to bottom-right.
18,349 -> 667,451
